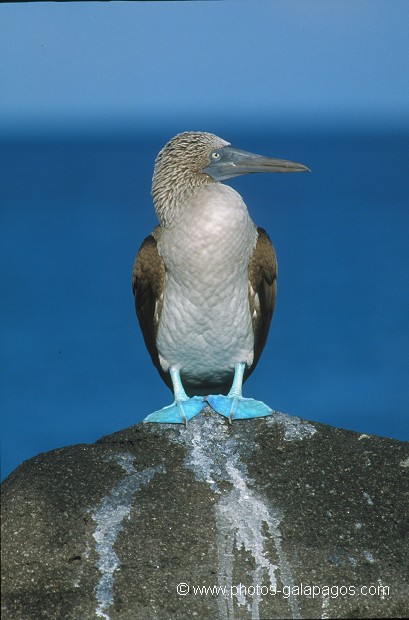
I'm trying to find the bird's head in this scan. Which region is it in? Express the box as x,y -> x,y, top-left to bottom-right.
152,131 -> 309,227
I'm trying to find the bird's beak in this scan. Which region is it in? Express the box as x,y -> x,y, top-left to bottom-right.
202,146 -> 310,181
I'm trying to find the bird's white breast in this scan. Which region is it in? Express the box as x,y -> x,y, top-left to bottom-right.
156,183 -> 258,387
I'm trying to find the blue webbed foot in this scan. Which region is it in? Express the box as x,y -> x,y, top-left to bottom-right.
143,367 -> 206,424
206,362 -> 272,422
144,396 -> 205,424
207,394 -> 272,421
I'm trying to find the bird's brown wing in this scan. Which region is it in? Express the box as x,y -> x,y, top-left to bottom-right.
132,226 -> 172,390
246,227 -> 278,382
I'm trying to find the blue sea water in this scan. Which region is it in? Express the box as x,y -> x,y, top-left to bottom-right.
1,127 -> 408,479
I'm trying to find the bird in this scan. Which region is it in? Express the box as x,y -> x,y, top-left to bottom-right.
132,131 -> 309,424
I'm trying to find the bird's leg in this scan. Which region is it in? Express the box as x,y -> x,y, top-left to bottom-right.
143,367 -> 206,424
206,362 -> 272,422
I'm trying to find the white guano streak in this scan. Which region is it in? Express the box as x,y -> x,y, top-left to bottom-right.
174,414 -> 316,620
91,453 -> 163,620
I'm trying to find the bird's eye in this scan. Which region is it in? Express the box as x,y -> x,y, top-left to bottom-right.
211,151 -> 221,160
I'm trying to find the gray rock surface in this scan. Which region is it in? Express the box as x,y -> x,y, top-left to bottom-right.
2,408 -> 409,620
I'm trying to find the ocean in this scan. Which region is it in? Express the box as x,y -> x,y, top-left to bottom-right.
1,127 -> 408,479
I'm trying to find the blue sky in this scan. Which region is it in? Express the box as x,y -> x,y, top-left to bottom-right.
1,2 -> 409,479
1,1 -> 409,131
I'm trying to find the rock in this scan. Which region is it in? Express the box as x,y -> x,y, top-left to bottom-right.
1,408 -> 409,619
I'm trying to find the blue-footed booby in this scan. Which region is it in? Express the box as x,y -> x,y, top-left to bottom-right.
133,132 -> 309,424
